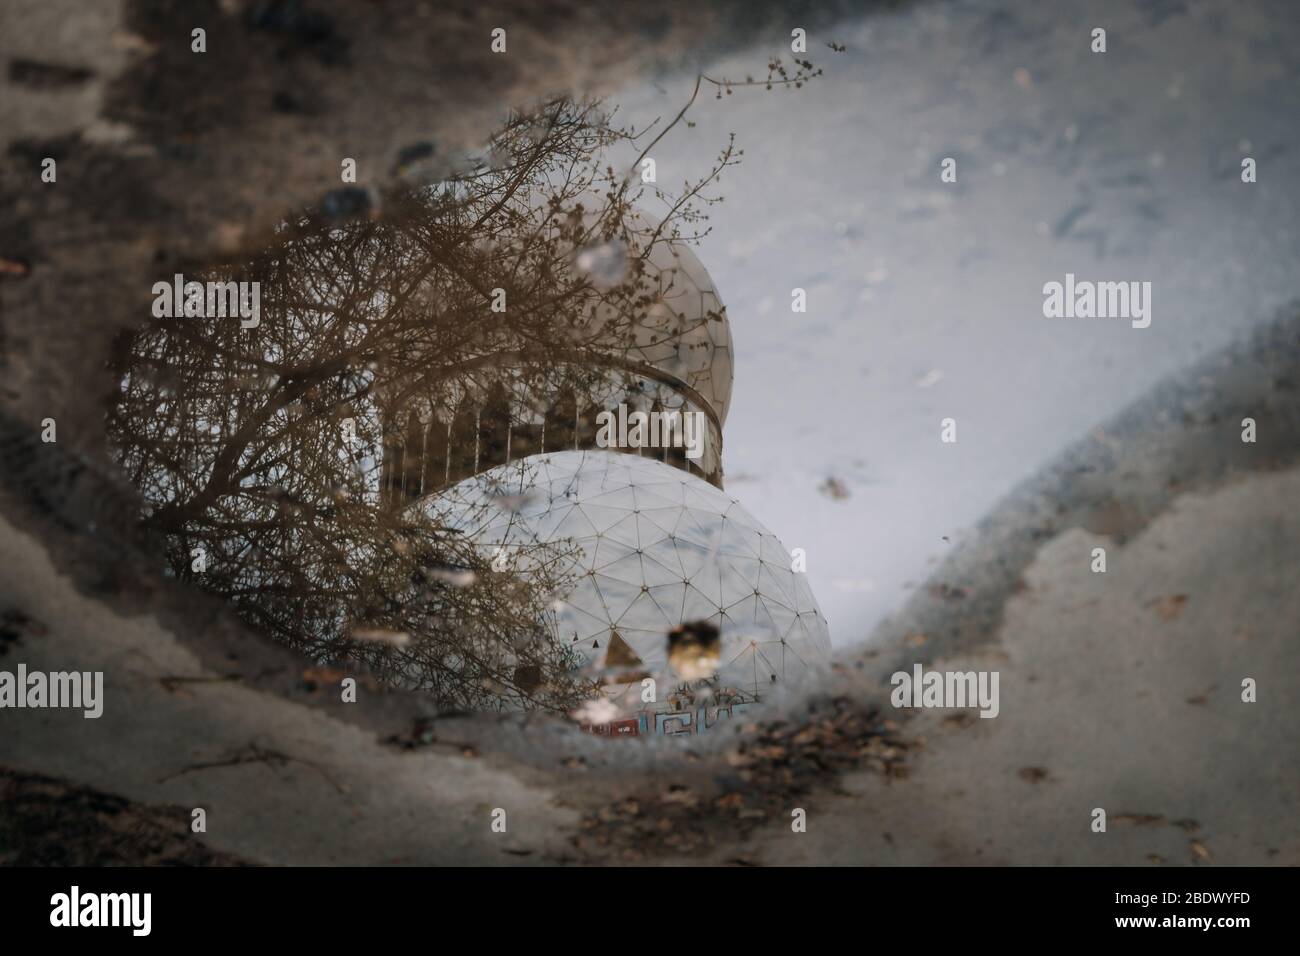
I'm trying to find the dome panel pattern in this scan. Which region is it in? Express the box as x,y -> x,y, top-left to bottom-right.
419,450 -> 829,706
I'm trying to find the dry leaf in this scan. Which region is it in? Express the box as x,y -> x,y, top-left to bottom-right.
1155,594 -> 1189,620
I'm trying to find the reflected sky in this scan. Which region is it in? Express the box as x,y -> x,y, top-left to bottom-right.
608,0 -> 1300,644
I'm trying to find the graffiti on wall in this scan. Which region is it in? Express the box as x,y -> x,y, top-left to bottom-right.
580,700 -> 757,737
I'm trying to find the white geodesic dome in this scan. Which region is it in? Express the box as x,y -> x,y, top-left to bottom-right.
418,450 -> 830,703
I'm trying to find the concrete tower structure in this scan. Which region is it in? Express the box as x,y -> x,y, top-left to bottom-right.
390,208 -> 830,735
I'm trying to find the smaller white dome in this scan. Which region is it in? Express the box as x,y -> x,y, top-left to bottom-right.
572,206 -> 734,428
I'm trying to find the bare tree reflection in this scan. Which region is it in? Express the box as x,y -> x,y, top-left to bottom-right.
106,92 -> 750,712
